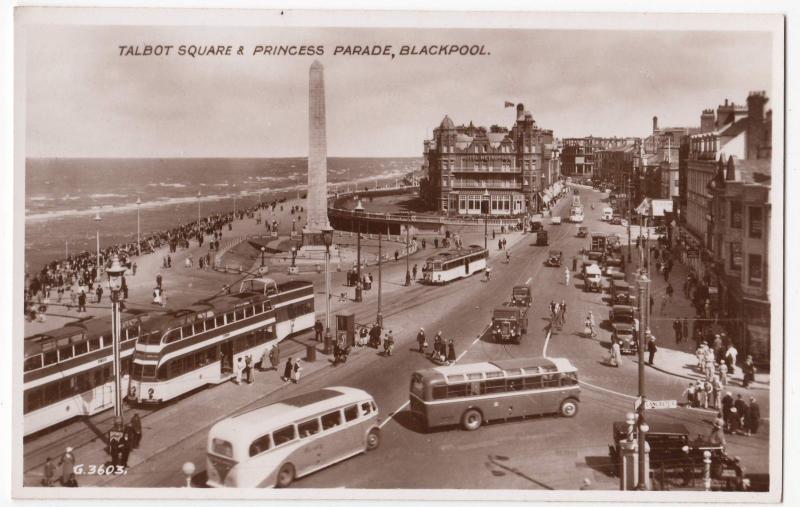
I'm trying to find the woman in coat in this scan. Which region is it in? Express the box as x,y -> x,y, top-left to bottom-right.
282,357 -> 293,382
291,359 -> 302,383
446,339 -> 456,363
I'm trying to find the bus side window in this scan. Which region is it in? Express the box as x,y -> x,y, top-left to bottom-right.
344,405 -> 359,422
248,434 -> 272,457
361,402 -> 372,416
507,379 -> 521,391
432,386 -> 448,400
542,374 -> 560,388
298,419 -> 320,438
561,372 -> 578,386
272,425 -> 296,446
485,379 -> 506,394
321,410 -> 342,430
446,384 -> 468,398
469,381 -> 482,396
523,375 -> 542,390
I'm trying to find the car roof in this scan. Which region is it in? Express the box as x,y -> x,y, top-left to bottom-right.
613,421 -> 689,435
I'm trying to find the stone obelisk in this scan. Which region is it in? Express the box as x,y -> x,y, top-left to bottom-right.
301,60 -> 331,250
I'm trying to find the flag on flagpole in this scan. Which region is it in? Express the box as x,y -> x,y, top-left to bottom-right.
504,101 -> 515,108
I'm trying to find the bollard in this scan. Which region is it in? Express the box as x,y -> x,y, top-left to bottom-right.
182,461 -> 195,488
703,450 -> 711,491
306,343 -> 317,362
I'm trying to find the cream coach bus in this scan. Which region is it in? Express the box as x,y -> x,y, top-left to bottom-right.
206,386 -> 381,488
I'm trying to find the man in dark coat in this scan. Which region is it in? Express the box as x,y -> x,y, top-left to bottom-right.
282,357 -> 293,382
647,335 -> 657,365
314,320 -> 323,342
131,413 -> 143,448
734,394 -> 749,435
721,391 -> 735,432
746,397 -> 761,435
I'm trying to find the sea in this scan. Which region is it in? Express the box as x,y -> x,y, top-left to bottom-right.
24,157 -> 421,273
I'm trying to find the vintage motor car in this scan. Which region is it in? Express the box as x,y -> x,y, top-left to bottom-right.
535,230 -> 549,246
610,279 -> 634,305
608,304 -> 638,331
491,304 -> 528,344
530,221 -> 544,233
609,422 -> 727,479
546,250 -> 564,267
604,266 -> 626,281
577,226 -> 589,238
551,216 -> 562,225
511,285 -> 532,307
611,323 -> 637,354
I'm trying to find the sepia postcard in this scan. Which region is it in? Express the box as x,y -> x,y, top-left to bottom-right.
10,6 -> 786,503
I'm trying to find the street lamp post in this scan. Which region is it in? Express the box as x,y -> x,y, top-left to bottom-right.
405,212 -> 411,286
636,273 -> 651,490
483,188 -> 490,250
136,194 -> 142,256
260,246 -> 266,267
197,191 -> 201,224
106,255 -> 126,429
377,222 -> 383,327
291,246 -> 297,268
94,213 -> 102,280
322,228 -> 334,354
354,199 -> 364,303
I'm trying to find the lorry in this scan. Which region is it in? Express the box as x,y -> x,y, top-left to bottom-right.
491,303 -> 528,344
590,232 -> 608,252
534,230 -> 549,246
583,263 -> 603,292
608,304 -> 639,353
602,207 -> 613,221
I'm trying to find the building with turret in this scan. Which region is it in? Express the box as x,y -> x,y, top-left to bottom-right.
420,103 -> 558,216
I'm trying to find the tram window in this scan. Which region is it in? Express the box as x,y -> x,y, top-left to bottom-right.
132,363 -> 143,378
24,355 -> 43,372
321,410 -> 342,430
485,379 -> 506,394
122,358 -> 131,374
157,365 -> 168,380
25,389 -> 43,413
74,341 -> 88,356
128,326 -> 139,340
181,325 -> 193,338
523,375 -> 543,390
77,373 -> 91,392
225,312 -> 234,324
344,405 -> 359,422
44,383 -> 60,404
58,346 -> 74,362
247,333 -> 256,348
215,315 -> 225,327
272,425 -> 296,446
205,318 -> 215,331
244,306 -> 253,318
194,321 -> 205,334
249,435 -> 272,457
235,309 -> 244,321
164,329 -> 181,344
205,348 -> 217,363
287,305 -> 296,319
94,369 -> 103,387
171,360 -> 183,377
142,365 -> 156,378
298,418 -> 320,438
183,356 -> 194,371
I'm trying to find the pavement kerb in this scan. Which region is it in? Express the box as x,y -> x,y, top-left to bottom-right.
625,354 -> 770,391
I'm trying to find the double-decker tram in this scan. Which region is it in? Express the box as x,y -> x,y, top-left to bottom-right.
421,245 -> 488,285
409,357 -> 580,431
23,309 -> 155,436
128,278 -> 314,405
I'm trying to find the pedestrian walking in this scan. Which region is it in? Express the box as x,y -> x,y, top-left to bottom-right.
560,299 -> 567,326
564,267 -> 570,286
684,383 -> 696,407
742,355 -> 756,388
412,264 -> 418,279
245,355 -> 254,384
314,319 -> 323,342
291,358 -> 302,383
131,413 -> 142,448
721,391 -> 734,431
734,394 -> 749,435
673,319 -> 682,343
42,457 -> 57,486
447,338 -> 456,363
95,285 -> 103,303
660,293 -> 668,314
156,273 -> 162,289
725,344 -> 738,375
59,447 -> 76,486
696,380 -> 707,408
269,344 -> 281,372
132,262 -> 137,276
647,334 -> 657,365
77,290 -> 86,313
709,418 -> 727,450
119,433 -> 131,468
234,357 -> 243,384
747,397 -> 760,435
718,361 -> 728,387
682,318 -> 690,344
282,357 -> 292,382
610,340 -> 622,367
416,328 -> 427,353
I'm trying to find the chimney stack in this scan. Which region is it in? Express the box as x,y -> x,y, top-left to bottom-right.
652,116 -> 658,134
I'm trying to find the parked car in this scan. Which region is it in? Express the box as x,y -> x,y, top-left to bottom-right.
611,324 -> 637,354
583,264 -> 602,292
577,226 -> 589,238
551,216 -> 562,225
604,266 -> 626,281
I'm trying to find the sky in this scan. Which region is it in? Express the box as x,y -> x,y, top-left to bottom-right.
24,24 -> 774,158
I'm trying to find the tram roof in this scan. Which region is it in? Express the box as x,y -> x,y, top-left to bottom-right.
424,244 -> 486,263
211,386 -> 373,441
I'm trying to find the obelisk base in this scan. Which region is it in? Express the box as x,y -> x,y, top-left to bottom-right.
298,228 -> 332,260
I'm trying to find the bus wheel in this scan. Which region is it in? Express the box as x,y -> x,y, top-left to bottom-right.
366,428 -> 380,451
461,409 -> 483,431
276,463 -> 295,488
559,399 -> 579,418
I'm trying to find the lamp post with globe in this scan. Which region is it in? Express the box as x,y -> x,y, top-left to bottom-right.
106,255 -> 126,430
322,227 -> 334,354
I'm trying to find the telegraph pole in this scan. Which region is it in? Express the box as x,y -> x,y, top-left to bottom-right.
636,272 -> 651,490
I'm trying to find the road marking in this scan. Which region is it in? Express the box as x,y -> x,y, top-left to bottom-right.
578,380 -> 638,400
542,328 -> 552,357
525,277 -> 533,285
379,400 -> 409,428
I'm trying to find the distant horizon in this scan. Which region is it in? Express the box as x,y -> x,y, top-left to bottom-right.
25,155 -> 424,160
